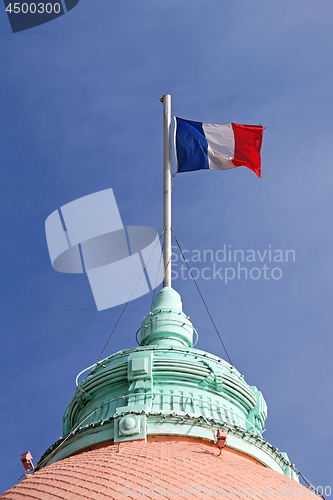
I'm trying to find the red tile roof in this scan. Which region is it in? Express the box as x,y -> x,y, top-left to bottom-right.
2,438 -> 302,499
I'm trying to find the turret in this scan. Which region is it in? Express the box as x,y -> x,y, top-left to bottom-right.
37,287 -> 297,481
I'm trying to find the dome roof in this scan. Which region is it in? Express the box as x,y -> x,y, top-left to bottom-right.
33,287 -> 295,480
1,287 -> 300,496
1,438 -> 301,499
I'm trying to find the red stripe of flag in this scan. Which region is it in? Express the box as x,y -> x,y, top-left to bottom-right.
231,124 -> 263,178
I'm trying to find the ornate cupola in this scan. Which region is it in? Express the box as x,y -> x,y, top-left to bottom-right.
35,287 -> 297,481
1,287 -> 302,499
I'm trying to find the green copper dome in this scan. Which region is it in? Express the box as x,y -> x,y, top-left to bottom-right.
37,287 -> 297,481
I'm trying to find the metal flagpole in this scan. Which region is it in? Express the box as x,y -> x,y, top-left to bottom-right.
160,94 -> 172,288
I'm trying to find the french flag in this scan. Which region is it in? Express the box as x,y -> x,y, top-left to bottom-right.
175,118 -> 263,178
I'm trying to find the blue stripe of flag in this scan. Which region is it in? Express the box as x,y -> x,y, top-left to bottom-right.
175,118 -> 209,173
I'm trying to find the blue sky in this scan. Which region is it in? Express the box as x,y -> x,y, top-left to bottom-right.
1,0 -> 332,493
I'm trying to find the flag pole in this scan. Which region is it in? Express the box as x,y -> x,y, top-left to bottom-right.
160,94 -> 172,288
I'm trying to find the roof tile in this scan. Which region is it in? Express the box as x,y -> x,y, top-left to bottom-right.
2,439 -> 299,500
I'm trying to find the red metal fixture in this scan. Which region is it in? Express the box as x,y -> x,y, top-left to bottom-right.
21,451 -> 34,472
216,429 -> 227,455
